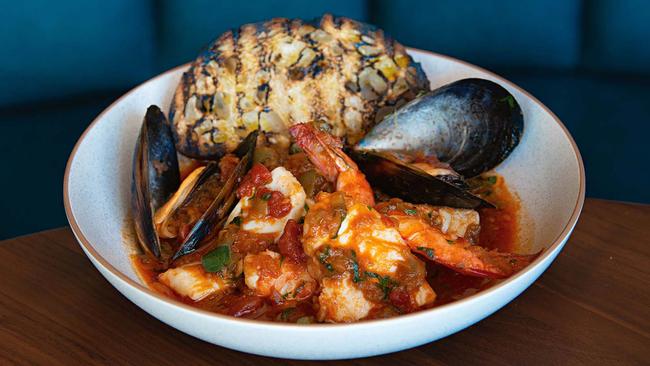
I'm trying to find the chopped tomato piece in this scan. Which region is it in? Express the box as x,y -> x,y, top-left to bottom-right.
268,191 -> 292,218
278,219 -> 306,263
389,288 -> 414,314
237,163 -> 272,198
227,295 -> 265,317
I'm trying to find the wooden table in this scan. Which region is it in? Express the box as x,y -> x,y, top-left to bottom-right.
1,198 -> 648,365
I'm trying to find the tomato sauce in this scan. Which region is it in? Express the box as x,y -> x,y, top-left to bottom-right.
131,173 -> 522,320
425,174 -> 522,304
237,163 -> 272,198
475,175 -> 520,253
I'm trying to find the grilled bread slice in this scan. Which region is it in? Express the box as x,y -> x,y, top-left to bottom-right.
170,14 -> 430,159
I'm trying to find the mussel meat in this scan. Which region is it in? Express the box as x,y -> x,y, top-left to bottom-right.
171,130 -> 258,261
356,78 -> 523,178
153,162 -> 222,239
131,105 -> 181,258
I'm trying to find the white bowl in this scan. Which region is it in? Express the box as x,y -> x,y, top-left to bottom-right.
64,49 -> 585,360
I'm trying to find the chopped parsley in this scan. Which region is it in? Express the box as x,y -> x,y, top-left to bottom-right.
365,271 -> 397,299
351,251 -> 363,283
417,246 -> 436,259
280,307 -> 295,321
318,246 -> 334,272
201,245 -> 230,273
404,208 -> 418,216
231,216 -> 242,226
446,239 -> 455,245
289,143 -> 303,154
303,203 -> 310,212
487,176 -> 497,185
261,192 -> 272,201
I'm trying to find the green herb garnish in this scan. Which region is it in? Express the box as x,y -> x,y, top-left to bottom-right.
446,240 -> 455,245
201,245 -> 230,273
351,251 -> 363,283
280,307 -> 295,321
404,208 -> 417,216
261,192 -> 272,201
487,176 -> 497,185
319,246 -> 334,272
232,216 -> 242,226
417,246 -> 436,259
289,143 -> 302,154
304,203 -> 310,212
365,271 -> 397,299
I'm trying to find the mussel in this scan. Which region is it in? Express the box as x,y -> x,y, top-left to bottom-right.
171,130 -> 257,261
131,106 -> 181,258
154,162 -> 222,239
132,104 -> 258,260
350,151 -> 494,209
353,78 -> 523,208
357,78 -> 523,177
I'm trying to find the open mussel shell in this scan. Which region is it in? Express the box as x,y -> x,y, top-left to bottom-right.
154,162 -> 221,239
350,150 -> 494,209
171,130 -> 258,261
356,78 -> 523,178
132,105 -> 181,258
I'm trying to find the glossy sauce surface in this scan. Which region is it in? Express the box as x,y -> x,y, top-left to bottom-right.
132,173 -> 522,322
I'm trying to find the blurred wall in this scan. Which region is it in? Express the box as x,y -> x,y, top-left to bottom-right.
1,0 -> 648,238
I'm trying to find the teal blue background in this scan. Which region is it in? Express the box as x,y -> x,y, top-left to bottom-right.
1,0 -> 648,238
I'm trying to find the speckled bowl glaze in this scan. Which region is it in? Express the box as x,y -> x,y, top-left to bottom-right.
64,49 -> 585,360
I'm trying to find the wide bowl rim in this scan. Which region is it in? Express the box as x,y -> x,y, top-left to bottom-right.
63,47 -> 586,331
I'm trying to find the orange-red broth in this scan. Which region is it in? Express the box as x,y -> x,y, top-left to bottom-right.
132,172 -> 520,322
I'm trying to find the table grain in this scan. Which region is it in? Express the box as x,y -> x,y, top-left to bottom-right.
1,198 -> 648,365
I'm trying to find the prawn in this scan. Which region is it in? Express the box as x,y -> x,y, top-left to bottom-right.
290,123 -> 436,322
376,200 -> 538,278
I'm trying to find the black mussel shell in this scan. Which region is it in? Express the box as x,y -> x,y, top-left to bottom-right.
171,130 -> 258,261
154,161 -> 222,238
356,78 -> 523,178
132,105 -> 181,258
350,150 -> 494,209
